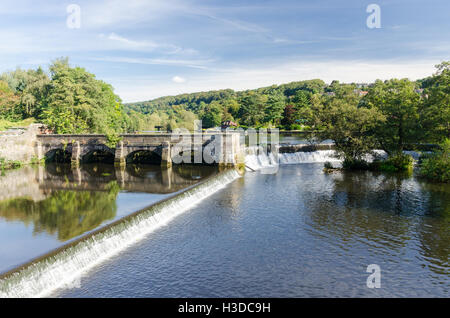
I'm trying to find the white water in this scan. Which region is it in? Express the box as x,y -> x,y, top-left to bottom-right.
245,147 -> 423,171
0,170 -> 240,298
245,149 -> 340,171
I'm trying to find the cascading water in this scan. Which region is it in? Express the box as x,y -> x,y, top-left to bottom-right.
245,146 -> 423,171
0,170 -> 240,298
245,146 -> 340,171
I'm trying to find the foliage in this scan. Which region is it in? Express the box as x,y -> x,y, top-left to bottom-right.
42,58 -> 125,134
342,158 -> 370,170
1,58 -> 131,135
289,124 -> 302,131
304,84 -> 386,164
105,132 -> 123,149
0,182 -> 119,241
419,62 -> 450,143
125,79 -> 326,129
362,78 -> 421,154
0,117 -> 35,131
419,139 -> 450,182
281,104 -> 296,126
375,153 -> 414,172
0,158 -> 23,170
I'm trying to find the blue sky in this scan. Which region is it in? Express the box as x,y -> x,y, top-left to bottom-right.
0,0 -> 449,102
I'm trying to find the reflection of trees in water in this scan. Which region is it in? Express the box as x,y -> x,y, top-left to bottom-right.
126,164 -> 217,181
0,182 -> 119,241
306,170 -> 450,276
126,151 -> 161,165
44,163 -> 73,176
306,171 -> 411,249
45,149 -> 71,163
416,182 -> 450,274
173,164 -> 217,180
0,163 -> 218,242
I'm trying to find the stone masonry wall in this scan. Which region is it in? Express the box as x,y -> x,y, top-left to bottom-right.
0,124 -> 41,163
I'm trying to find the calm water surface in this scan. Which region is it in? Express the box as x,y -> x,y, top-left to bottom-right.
0,164 -> 217,273
58,164 -> 449,297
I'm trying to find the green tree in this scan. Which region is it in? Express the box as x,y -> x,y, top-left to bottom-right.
238,93 -> 267,126
0,80 -> 20,120
363,79 -> 421,154
200,101 -> 223,128
306,86 -> 385,165
264,91 -> 285,125
42,58 -> 125,135
420,62 -> 450,142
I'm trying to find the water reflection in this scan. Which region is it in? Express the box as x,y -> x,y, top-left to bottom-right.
0,164 -> 217,242
0,183 -> 119,241
304,169 -> 450,276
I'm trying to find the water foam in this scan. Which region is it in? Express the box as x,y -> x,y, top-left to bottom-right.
0,170 -> 240,298
245,149 -> 340,171
245,147 -> 422,171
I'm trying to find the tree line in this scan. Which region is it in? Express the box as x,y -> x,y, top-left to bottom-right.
1,58 -> 448,148
0,58 -> 448,180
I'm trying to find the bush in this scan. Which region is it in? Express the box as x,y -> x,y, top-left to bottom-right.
289,124 -> 302,131
377,153 -> 414,172
324,161 -> 334,170
0,158 -> 23,170
342,158 -> 370,170
419,139 -> 450,183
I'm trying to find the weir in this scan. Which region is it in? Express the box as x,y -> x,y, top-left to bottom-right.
0,169 -> 241,298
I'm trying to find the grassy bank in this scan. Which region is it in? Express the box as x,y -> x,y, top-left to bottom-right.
0,118 -> 36,131
0,156 -> 44,172
0,158 -> 23,170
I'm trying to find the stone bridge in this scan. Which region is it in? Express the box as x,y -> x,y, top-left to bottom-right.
36,133 -> 242,167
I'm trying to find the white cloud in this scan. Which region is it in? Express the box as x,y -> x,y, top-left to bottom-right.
90,56 -> 214,69
172,76 -> 186,83
106,33 -> 160,49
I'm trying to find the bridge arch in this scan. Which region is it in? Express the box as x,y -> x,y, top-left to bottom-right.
125,149 -> 162,165
44,148 -> 72,163
81,145 -> 115,164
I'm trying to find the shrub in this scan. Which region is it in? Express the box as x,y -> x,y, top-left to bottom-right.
419,139 -> 450,183
0,158 -> 23,170
377,153 -> 414,172
324,161 -> 334,170
342,158 -> 370,170
289,124 -> 302,131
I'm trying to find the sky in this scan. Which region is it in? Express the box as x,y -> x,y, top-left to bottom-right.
0,0 -> 449,102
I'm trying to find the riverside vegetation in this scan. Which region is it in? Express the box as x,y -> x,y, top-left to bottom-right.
0,58 -> 448,181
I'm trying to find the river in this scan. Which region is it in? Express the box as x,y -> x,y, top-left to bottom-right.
0,160 -> 448,297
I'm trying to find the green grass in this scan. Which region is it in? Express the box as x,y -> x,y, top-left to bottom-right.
0,118 -> 36,131
0,158 -> 23,170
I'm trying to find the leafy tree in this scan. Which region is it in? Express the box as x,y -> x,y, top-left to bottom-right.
0,80 -> 20,120
420,62 -> 450,142
363,79 -> 421,154
281,104 -> 296,126
0,67 -> 50,118
305,85 -> 385,164
238,93 -> 267,126
200,101 -> 223,128
42,58 -> 125,135
264,91 -> 285,125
